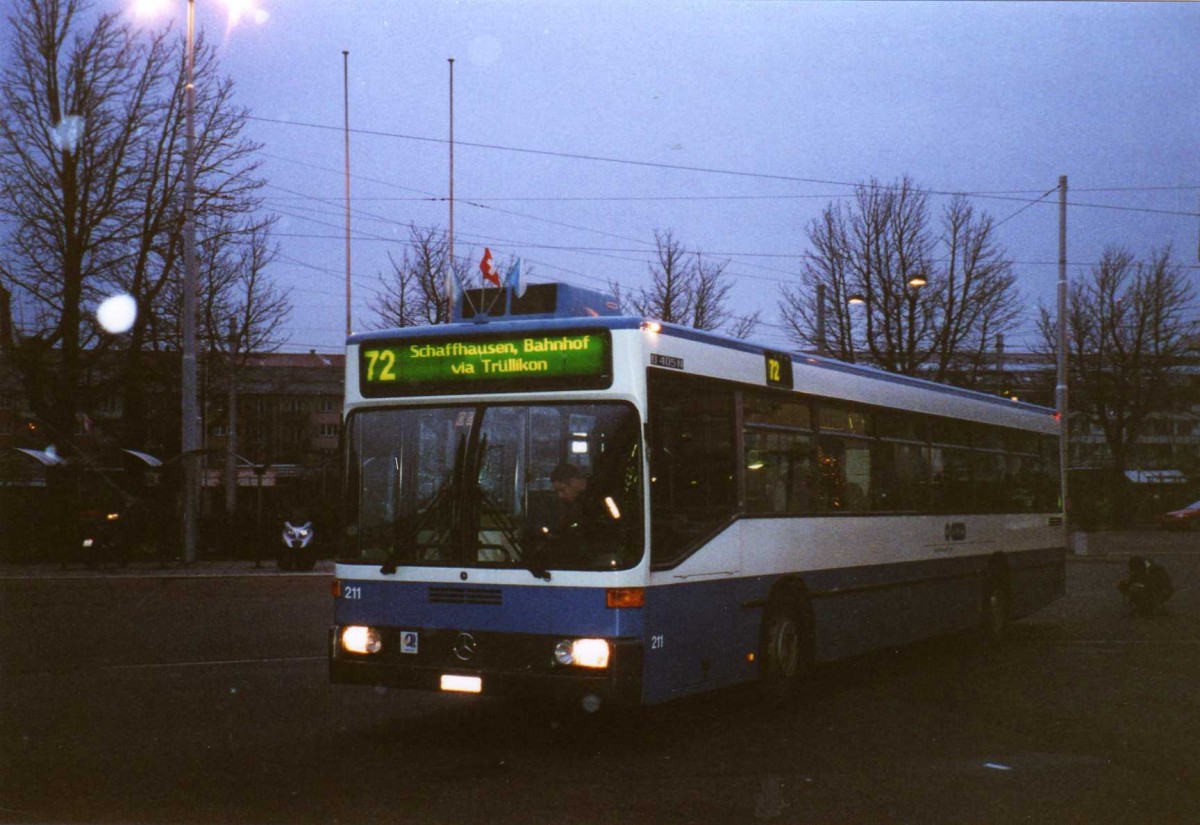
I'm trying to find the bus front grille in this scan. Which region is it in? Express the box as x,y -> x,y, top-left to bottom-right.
428,586 -> 503,605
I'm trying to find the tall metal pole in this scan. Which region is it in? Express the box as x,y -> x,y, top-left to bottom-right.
181,0 -> 199,564
815,283 -> 827,356
342,50 -> 352,338
448,58 -> 455,297
224,319 -> 238,518
1057,175 -> 1070,533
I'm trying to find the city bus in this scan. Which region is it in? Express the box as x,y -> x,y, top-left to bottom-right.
329,282 -> 1065,711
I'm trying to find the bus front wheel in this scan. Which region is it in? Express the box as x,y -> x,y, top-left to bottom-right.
760,596 -> 811,705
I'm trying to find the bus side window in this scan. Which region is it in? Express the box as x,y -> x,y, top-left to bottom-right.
815,404 -> 873,513
744,428 -> 813,515
648,372 -> 736,566
870,440 -> 930,512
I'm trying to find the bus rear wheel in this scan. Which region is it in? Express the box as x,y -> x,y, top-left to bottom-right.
760,597 -> 810,705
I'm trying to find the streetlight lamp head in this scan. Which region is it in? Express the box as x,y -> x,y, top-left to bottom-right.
907,274 -> 928,288
131,0 -> 171,17
223,0 -> 269,26
847,294 -> 866,306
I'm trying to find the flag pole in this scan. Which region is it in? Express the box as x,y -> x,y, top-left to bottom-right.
343,50 -> 352,338
448,57 -> 455,303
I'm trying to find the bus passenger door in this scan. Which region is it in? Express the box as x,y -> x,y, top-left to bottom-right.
642,525 -> 749,704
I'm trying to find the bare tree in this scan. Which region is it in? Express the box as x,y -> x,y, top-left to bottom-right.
370,224 -> 467,328
628,229 -> 757,337
690,253 -> 733,331
931,196 -> 1022,384
730,313 -> 761,339
779,178 -> 1020,384
0,0 -> 162,446
778,206 -> 859,361
631,230 -> 693,324
1038,245 -> 1197,491
0,0 -> 282,451
199,221 -> 289,359
113,29 -> 274,448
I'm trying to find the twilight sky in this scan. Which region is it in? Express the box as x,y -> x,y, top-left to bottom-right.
84,1 -> 1200,352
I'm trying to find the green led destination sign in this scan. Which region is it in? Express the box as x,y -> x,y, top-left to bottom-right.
359,329 -> 612,397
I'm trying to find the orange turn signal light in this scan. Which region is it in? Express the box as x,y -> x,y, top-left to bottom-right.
606,587 -> 645,609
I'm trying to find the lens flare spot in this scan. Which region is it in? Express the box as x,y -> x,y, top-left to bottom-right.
97,294 -> 137,334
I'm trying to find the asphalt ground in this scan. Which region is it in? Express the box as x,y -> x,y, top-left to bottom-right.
3,528 -> 1199,823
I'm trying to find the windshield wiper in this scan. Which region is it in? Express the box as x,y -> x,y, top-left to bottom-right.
381,436 -> 467,575
468,437 -> 547,580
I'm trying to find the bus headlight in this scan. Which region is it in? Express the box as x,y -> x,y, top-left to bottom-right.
341,626 -> 382,655
554,638 -> 610,669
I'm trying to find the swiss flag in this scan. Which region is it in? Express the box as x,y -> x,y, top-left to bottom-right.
479,247 -> 500,286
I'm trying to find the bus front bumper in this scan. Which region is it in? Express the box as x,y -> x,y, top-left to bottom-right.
329,627 -> 643,709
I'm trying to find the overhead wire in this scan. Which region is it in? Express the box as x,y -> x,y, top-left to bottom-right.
248,113 -> 1200,219
247,117 -> 1199,349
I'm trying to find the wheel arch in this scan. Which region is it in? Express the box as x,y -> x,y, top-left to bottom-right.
761,574 -> 816,653
766,574 -> 813,617
985,551 -> 1011,588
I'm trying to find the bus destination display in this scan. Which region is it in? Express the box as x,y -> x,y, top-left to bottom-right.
359,329 -> 612,396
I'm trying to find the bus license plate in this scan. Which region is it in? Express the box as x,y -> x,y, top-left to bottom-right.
440,674 -> 482,694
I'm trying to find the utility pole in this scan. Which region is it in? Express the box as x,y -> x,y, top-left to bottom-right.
224,319 -> 238,517
815,283 -> 827,356
448,57 -> 455,319
343,50 -> 352,339
181,0 -> 199,564
1057,175 -> 1070,540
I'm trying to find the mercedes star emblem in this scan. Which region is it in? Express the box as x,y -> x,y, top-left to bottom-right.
453,632 -> 478,661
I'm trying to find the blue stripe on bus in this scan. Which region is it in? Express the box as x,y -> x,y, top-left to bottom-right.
335,582 -> 645,638
335,544 -> 1063,705
638,546 -> 1065,704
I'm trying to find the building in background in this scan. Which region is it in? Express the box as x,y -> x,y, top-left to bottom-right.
4,346 -> 1200,558
1,351 -> 344,561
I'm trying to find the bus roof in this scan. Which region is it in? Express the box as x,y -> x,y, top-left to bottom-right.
348,314 -> 1055,418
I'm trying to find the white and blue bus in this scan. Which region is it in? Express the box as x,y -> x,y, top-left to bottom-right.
330,283 -> 1065,711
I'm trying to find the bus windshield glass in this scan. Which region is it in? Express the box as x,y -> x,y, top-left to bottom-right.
342,402 -> 643,573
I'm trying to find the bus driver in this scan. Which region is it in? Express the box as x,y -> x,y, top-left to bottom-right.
524,463 -> 620,570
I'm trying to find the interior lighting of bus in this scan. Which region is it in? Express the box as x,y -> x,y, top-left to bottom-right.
606,588 -> 645,609
358,329 -> 612,397
440,674 -> 483,693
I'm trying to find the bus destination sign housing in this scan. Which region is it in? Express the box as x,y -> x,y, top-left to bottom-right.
359,329 -> 613,397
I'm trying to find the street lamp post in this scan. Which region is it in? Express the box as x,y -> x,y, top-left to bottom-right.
815,283 -> 827,356
1057,175 -> 1070,541
131,0 -> 262,563
181,0 -> 199,564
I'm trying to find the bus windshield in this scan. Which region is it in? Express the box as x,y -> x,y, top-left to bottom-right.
342,402 -> 643,574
